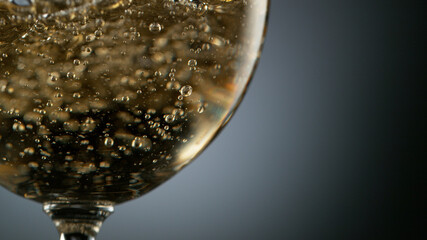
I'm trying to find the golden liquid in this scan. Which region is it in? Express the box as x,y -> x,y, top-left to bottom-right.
0,0 -> 268,204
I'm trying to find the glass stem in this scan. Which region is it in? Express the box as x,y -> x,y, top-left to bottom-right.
43,201 -> 114,240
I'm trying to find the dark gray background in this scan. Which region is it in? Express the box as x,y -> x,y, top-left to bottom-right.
0,1 -> 423,239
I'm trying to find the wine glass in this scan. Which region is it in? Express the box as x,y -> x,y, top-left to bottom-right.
0,0 -> 269,239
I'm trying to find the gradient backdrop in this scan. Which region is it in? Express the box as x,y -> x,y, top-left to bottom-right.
0,1 -> 423,239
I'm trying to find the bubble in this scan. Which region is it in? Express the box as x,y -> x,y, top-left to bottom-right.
180,85 -> 193,97
73,92 -> 81,98
94,29 -> 103,37
12,122 -> 26,132
164,114 -> 175,123
121,96 -> 130,102
81,47 -> 92,57
81,117 -> 96,132
24,147 -> 35,155
73,59 -> 81,65
67,72 -> 76,79
196,2 -> 209,15
104,137 -> 114,147
47,72 -> 60,85
85,34 -> 96,42
131,136 -> 152,151
197,105 -> 205,113
149,22 -> 162,33
172,108 -> 184,117
6,87 -> 14,94
188,59 -> 197,67
202,43 -> 211,51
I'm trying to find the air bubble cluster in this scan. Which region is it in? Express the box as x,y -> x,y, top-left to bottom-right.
0,0 -> 264,204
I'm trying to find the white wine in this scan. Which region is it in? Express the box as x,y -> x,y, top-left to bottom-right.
0,0 -> 268,204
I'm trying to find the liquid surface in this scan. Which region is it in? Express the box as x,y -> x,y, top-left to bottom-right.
0,0 -> 268,204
